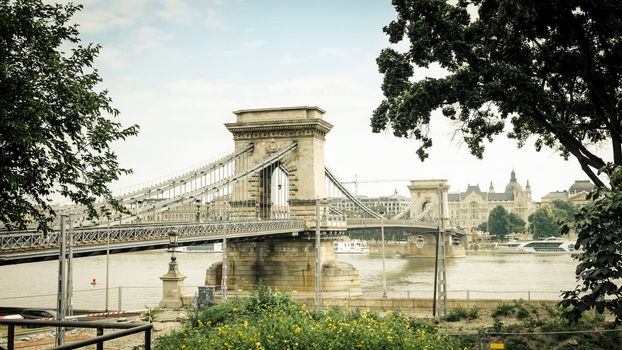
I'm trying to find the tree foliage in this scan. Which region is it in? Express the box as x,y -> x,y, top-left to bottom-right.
560,166 -> 622,324
376,0 -> 622,323
508,212 -> 526,234
552,199 -> 578,223
528,207 -> 561,238
528,201 -> 577,238
373,0 -> 622,188
487,205 -> 510,239
479,208 -> 525,236
0,0 -> 138,232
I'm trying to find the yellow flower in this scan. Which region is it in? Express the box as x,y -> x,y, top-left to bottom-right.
294,325 -> 301,333
244,320 -> 249,329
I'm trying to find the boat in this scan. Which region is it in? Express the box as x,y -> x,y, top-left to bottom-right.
495,237 -> 580,254
168,243 -> 223,253
333,240 -> 369,254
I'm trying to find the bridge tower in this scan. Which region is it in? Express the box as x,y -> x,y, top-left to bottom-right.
225,106 -> 332,225
408,179 -> 449,225
206,106 -> 362,296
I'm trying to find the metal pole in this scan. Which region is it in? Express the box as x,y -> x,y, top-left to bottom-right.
105,218 -> 110,313
315,197 -> 321,310
66,218 -> 73,317
56,215 -> 67,346
432,225 -> 439,318
118,286 -> 123,311
381,215 -> 387,299
222,223 -> 228,302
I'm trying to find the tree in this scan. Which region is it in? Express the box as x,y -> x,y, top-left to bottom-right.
551,200 -> 577,225
487,206 -> 509,239
375,0 -> 622,323
508,212 -> 525,234
373,0 -> 620,188
528,207 -> 560,238
0,0 -> 138,233
560,166 -> 622,324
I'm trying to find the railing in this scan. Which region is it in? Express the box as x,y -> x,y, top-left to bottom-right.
0,220 -> 306,253
0,286 -> 569,314
0,319 -> 152,350
346,218 -> 437,228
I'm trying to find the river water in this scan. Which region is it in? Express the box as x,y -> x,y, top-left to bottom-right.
0,251 -> 579,311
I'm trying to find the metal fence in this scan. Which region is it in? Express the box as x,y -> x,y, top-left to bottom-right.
0,285 -> 568,313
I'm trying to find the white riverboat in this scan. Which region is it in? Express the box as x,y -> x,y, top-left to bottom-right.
333,240 -> 369,254
495,237 -> 580,254
169,243 -> 223,253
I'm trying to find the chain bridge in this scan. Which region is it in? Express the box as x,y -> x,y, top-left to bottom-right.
1,107 -> 461,293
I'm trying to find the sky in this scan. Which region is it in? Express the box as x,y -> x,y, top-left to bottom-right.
58,0 -> 610,201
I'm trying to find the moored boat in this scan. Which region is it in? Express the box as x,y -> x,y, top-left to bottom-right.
495,237 -> 580,254
333,240 -> 369,254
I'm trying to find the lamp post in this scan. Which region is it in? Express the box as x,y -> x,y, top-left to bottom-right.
168,230 -> 179,262
159,229 -> 186,309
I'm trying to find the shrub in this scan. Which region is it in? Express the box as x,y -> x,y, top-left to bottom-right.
155,286 -> 467,350
440,307 -> 479,322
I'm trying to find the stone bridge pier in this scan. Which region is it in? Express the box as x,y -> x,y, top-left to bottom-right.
205,106 -> 361,295
205,238 -> 362,294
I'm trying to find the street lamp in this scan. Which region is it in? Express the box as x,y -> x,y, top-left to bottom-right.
168,230 -> 179,262
159,229 -> 186,309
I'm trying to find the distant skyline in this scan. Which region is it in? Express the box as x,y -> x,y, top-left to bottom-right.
57,0 -> 609,202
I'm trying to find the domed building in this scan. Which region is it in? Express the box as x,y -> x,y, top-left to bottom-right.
541,180 -> 594,208
447,170 -> 534,232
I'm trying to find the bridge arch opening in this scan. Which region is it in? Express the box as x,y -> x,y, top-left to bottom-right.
258,162 -> 290,220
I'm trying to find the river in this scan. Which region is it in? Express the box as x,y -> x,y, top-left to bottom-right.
0,251 -> 579,311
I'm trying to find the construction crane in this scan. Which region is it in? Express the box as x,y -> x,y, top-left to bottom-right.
341,174 -> 411,196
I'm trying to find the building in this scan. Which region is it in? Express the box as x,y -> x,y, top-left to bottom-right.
447,170 -> 534,232
329,190 -> 412,218
540,180 -> 594,208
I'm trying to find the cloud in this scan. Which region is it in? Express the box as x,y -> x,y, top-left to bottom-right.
318,47 -> 351,57
242,40 -> 266,49
155,0 -> 227,28
131,26 -> 171,50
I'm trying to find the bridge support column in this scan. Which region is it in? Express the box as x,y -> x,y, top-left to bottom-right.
405,232 -> 466,257
205,238 -> 362,295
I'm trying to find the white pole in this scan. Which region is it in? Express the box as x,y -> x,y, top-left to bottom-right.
381,214 -> 387,298
315,198 -> 321,310
105,218 -> 110,312
222,223 -> 228,302
55,215 -> 67,346
66,217 -> 73,316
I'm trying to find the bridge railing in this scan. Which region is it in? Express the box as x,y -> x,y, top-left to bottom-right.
0,220 -> 306,253
346,218 -> 437,228
322,214 -> 347,229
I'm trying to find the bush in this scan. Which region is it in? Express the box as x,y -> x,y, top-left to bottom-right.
492,299 -> 536,320
440,307 -> 479,322
155,285 -> 467,350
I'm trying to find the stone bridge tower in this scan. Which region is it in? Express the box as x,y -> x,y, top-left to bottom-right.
208,106 -> 362,295
225,106 -> 332,226
408,179 -> 450,227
